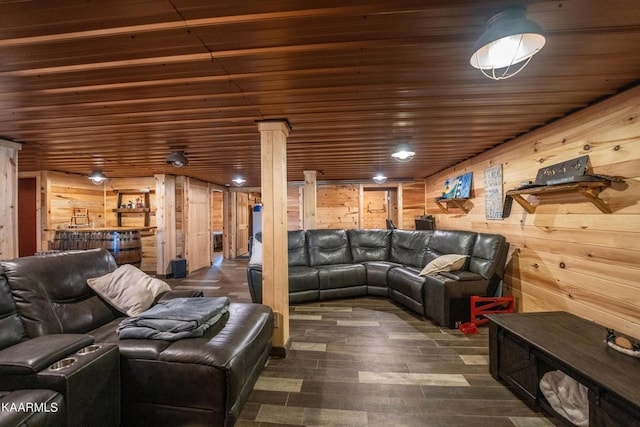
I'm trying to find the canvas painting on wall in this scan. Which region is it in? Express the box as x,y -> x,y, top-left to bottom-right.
441,172 -> 473,199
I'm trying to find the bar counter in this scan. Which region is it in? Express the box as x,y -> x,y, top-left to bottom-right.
50,228 -> 150,266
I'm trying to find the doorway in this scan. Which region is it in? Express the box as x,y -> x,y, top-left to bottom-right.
211,189 -> 224,262
18,177 -> 38,257
363,188 -> 398,229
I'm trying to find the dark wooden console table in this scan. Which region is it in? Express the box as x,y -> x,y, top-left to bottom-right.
487,312 -> 640,426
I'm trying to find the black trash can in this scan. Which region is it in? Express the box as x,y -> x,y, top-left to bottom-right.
171,258 -> 187,279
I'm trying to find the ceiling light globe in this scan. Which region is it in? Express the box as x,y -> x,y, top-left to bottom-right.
232,177 -> 246,186
391,142 -> 416,162
88,170 -> 107,185
373,174 -> 388,184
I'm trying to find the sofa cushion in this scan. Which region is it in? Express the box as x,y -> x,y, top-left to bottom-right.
348,229 -> 392,262
424,230 -> 476,266
388,267 -> 427,315
316,264 -> 366,290
469,233 -> 507,279
0,274 -> 28,351
419,254 -> 468,276
363,261 -> 401,288
390,230 -> 432,267
289,266 -> 320,293
288,230 -> 309,267
307,229 -> 352,266
87,264 -> 171,316
0,249 -> 119,337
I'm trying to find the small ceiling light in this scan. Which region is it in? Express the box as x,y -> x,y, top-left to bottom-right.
88,170 -> 107,185
232,177 -> 246,187
391,142 -> 415,162
470,7 -> 545,80
373,173 -> 388,184
166,151 -> 189,168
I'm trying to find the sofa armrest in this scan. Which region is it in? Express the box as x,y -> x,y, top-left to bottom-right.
439,271 -> 482,281
0,335 -> 94,375
155,289 -> 204,303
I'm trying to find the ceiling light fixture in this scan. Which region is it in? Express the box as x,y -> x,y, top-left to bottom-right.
391,142 -> 415,162
470,7 -> 546,80
373,173 -> 388,184
88,170 -> 107,185
166,151 -> 189,168
232,177 -> 246,187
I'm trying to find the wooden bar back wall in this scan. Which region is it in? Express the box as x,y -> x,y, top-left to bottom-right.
425,87 -> 640,337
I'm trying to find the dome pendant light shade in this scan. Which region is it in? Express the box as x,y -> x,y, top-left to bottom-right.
373,173 -> 388,184
470,7 -> 545,80
391,142 -> 415,162
166,151 -> 189,167
88,170 -> 107,185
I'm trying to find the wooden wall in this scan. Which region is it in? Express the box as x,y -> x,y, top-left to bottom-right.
0,141 -> 21,259
287,181 -> 425,231
287,186 -> 303,230
43,171 -> 107,245
105,177 -> 156,229
424,86 -> 640,337
316,184 -> 360,229
212,190 -> 224,231
401,181 -> 426,229
363,190 -> 389,229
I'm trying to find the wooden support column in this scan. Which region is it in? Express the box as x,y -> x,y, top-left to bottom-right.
228,191 -> 238,258
0,140 -> 21,260
155,174 -> 176,277
258,119 -> 291,355
303,170 -> 317,230
397,183 -> 404,229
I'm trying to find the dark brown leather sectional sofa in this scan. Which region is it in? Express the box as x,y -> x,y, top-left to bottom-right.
0,248 -> 273,427
248,228 -> 509,328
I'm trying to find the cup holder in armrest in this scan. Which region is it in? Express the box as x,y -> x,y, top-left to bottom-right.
76,344 -> 102,355
48,357 -> 77,371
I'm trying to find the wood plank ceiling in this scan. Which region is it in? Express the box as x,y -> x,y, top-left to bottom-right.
2,0 -> 639,187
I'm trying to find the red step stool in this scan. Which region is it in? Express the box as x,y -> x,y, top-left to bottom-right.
470,295 -> 515,326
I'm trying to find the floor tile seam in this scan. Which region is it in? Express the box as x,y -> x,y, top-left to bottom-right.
258,402 -> 369,425
283,390 -> 445,405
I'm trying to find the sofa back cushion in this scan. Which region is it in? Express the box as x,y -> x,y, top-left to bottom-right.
307,229 -> 352,266
253,231 -> 309,267
0,273 -> 28,351
348,229 -> 392,262
390,230 -> 432,267
0,249 -> 119,338
288,230 -> 308,267
424,230 -> 477,267
469,233 -> 508,280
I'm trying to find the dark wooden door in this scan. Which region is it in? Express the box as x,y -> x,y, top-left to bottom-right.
18,177 -> 37,257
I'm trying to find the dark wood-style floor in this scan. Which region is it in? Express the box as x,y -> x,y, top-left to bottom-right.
166,255 -> 557,427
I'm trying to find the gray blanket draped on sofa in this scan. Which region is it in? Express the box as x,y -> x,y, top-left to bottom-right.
117,297 -> 230,340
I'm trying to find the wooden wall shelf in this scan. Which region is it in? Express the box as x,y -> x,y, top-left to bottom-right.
506,181 -> 612,214
435,198 -> 470,213
114,189 -> 155,226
